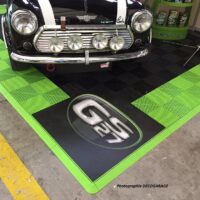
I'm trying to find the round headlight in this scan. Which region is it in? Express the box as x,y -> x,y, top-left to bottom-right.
92,34 -> 108,50
110,36 -> 125,51
11,10 -> 38,35
49,37 -> 64,53
131,10 -> 153,33
68,35 -> 83,51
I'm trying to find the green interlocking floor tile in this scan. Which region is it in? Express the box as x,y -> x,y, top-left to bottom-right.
20,96 -> 52,114
42,89 -> 70,105
31,79 -> 58,94
21,71 -> 46,84
18,67 -> 38,75
181,71 -> 200,84
0,73 -> 15,82
0,49 -> 9,58
132,96 -> 160,114
169,76 -> 194,90
195,81 -> 200,88
190,65 -> 200,75
186,85 -> 200,99
0,68 -> 17,75
11,86 -> 38,102
0,39 -> 5,46
175,92 -> 200,110
0,61 -> 13,71
132,65 -> 200,127
163,100 -> 191,119
159,83 -> 182,98
147,107 -> 180,127
0,39 -> 69,114
1,76 -> 29,92
146,88 -> 172,105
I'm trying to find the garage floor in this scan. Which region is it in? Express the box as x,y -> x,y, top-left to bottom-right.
0,93 -> 200,200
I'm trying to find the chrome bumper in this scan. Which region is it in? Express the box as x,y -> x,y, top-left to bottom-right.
11,49 -> 149,65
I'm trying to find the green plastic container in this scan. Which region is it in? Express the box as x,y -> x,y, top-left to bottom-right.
151,0 -> 193,40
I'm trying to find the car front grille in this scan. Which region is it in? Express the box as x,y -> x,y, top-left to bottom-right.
33,25 -> 134,53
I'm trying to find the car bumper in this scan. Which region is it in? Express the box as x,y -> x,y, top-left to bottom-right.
10,49 -> 149,65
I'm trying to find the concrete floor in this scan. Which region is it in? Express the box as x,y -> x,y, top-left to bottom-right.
0,93 -> 199,200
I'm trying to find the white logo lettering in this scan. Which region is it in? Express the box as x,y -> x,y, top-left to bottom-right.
73,99 -> 134,144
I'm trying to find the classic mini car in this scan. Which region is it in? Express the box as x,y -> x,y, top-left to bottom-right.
1,0 -> 153,71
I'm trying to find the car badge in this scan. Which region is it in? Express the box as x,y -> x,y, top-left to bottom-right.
77,15 -> 97,22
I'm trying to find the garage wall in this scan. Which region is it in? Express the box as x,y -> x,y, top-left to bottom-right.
146,0 -> 200,31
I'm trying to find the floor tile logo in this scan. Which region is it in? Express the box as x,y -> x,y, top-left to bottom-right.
67,94 -> 143,150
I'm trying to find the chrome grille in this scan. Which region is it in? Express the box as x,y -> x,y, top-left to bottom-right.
34,25 -> 134,53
